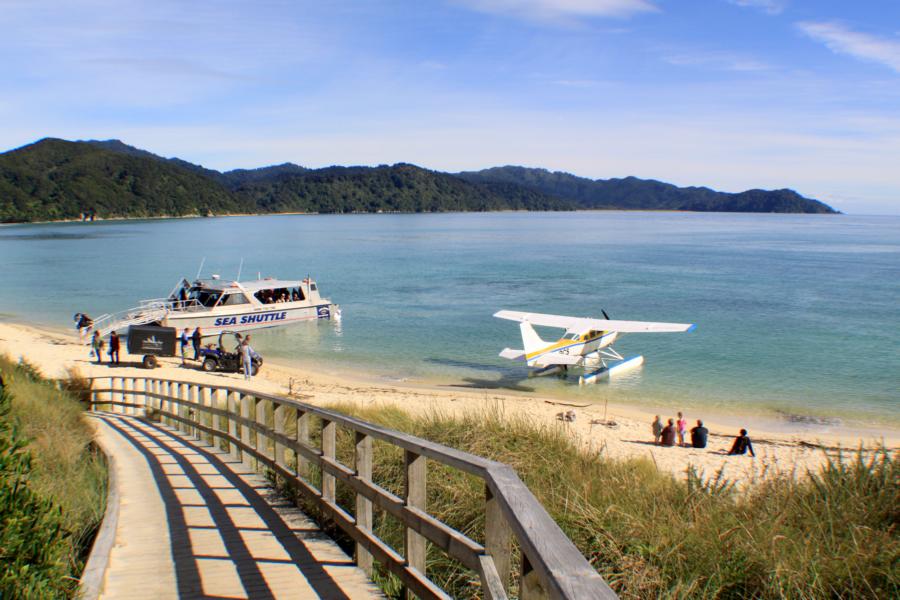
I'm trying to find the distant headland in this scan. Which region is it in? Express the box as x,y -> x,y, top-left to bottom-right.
0,138 -> 838,223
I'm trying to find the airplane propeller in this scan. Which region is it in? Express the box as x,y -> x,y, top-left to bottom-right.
601,309 -> 610,320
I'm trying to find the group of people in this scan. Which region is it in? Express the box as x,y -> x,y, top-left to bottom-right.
255,288 -> 304,304
651,412 -> 755,456
90,330 -> 120,365
179,327 -> 205,364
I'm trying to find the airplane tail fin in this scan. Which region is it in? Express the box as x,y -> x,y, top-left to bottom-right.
519,322 -> 546,355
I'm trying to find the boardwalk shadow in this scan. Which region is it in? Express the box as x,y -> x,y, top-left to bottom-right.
99,414 -> 355,599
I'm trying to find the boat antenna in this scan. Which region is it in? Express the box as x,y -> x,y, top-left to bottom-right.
195,257 -> 206,279
236,258 -> 244,282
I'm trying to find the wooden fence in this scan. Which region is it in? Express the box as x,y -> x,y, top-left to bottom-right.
87,375 -> 616,600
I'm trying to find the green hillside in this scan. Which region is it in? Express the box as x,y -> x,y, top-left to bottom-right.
458,167 -> 838,213
0,138 -> 838,223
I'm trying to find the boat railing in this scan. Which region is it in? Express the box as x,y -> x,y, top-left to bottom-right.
90,305 -> 169,339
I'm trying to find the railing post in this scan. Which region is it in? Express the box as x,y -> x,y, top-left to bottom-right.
165,381 -> 174,426
485,485 -> 513,594
355,431 -> 373,576
124,378 -> 133,415
240,394 -> 253,469
199,385 -> 211,445
321,418 -> 336,503
274,403 -> 288,472
227,390 -> 240,461
189,384 -> 199,438
296,410 -> 310,479
255,397 -> 269,469
211,388 -> 223,450
142,379 -> 149,416
178,383 -> 189,434
519,554 -> 548,600
404,449 -> 427,598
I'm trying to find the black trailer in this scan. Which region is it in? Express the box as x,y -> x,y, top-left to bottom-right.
127,325 -> 176,368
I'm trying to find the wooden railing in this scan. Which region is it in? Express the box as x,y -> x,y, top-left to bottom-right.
87,376 -> 616,600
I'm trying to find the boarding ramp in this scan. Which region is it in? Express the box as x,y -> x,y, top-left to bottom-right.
90,304 -> 169,339
82,375 -> 617,599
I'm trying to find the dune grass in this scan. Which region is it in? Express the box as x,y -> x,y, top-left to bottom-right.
0,355 -> 106,599
287,401 -> 898,599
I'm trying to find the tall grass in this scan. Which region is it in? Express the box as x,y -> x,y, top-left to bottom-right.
0,356 -> 106,599
298,401 -> 898,599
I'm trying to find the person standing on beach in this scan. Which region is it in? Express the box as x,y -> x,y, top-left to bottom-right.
676,411 -> 687,447
652,415 -> 663,444
109,331 -> 120,365
690,419 -> 708,448
180,328 -> 190,365
660,418 -> 676,446
728,429 -> 755,456
91,331 -> 104,364
241,337 -> 255,380
191,327 -> 202,361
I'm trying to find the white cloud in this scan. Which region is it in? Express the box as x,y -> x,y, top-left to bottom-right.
454,0 -> 657,21
799,21 -> 900,74
728,0 -> 784,16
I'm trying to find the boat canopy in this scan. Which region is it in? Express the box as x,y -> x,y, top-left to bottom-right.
192,278 -> 315,292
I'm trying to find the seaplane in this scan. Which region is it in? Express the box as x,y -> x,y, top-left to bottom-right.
495,310 -> 695,385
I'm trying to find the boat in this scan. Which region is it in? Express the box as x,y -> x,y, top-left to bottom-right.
90,275 -> 340,338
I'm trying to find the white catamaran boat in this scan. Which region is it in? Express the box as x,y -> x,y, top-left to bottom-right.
90,275 -> 340,338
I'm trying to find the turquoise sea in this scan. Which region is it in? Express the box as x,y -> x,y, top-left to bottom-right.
1,212 -> 897,431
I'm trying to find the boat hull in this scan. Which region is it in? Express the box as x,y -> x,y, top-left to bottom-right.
162,303 -> 336,334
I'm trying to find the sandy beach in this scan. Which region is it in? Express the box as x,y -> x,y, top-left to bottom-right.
1,320 -> 896,485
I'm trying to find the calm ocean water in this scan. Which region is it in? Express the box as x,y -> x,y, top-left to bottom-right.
1,212 -> 897,429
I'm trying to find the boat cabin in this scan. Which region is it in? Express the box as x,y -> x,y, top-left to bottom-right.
168,277 -> 325,311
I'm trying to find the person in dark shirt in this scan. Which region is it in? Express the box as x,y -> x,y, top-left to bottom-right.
690,419 -> 708,448
728,429 -> 755,456
109,331 -> 120,365
192,327 -> 202,361
660,418 -> 677,446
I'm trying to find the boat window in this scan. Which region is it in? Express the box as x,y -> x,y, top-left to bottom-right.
310,283 -> 317,291
188,288 -> 221,307
291,287 -> 305,301
220,292 -> 249,306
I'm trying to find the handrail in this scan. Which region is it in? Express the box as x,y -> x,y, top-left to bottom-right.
85,375 -> 616,600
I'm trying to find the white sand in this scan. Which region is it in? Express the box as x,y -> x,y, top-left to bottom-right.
1,321 -> 895,484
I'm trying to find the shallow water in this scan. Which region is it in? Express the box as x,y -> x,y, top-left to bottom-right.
1,212 -> 897,428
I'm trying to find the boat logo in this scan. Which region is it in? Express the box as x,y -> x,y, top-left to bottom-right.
317,307 -> 330,318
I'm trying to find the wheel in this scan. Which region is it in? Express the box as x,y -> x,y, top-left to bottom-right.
142,355 -> 158,369
202,358 -> 217,372
251,364 -> 260,376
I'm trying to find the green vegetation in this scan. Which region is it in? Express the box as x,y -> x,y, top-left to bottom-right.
287,403 -> 896,599
0,356 -> 106,599
0,138 -> 836,222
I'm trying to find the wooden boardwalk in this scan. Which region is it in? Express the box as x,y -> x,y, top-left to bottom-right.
88,412 -> 382,600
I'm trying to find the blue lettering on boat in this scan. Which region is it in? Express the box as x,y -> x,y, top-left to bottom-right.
214,312 -> 286,327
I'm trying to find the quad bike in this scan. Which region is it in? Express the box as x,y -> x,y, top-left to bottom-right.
198,331 -> 262,375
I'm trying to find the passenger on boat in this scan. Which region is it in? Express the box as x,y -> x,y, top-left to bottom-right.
291,290 -> 300,301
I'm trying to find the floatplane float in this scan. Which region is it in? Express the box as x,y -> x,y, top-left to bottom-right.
495,310 -> 695,385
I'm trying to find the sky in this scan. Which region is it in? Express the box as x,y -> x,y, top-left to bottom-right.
1,0 -> 899,214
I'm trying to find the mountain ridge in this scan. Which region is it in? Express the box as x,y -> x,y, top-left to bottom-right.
0,138 -> 838,222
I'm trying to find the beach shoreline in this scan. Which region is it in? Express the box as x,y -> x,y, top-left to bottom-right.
1,319 -> 896,485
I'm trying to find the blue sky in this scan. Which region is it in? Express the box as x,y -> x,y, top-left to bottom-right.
2,1 -> 899,213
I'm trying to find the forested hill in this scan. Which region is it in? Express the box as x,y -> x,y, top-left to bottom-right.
457,166 -> 838,213
0,138 -> 837,222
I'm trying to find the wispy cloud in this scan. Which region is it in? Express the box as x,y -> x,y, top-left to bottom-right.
798,22 -> 900,74
728,0 -> 784,16
454,0 -> 657,21
664,51 -> 771,72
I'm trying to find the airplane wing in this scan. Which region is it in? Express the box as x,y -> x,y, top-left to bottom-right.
494,310 -> 695,334
499,348 -> 525,360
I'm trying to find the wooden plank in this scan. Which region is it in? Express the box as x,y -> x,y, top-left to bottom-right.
240,394 -> 252,469
478,554 -> 509,600
355,432 -> 374,576
520,554 -> 547,600
274,403 -> 288,471
405,450 -> 427,599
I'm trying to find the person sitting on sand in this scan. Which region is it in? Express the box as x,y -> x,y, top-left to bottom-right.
652,415 -> 663,444
676,411 -> 687,446
660,418 -> 676,446
728,429 -> 755,456
690,419 -> 708,448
